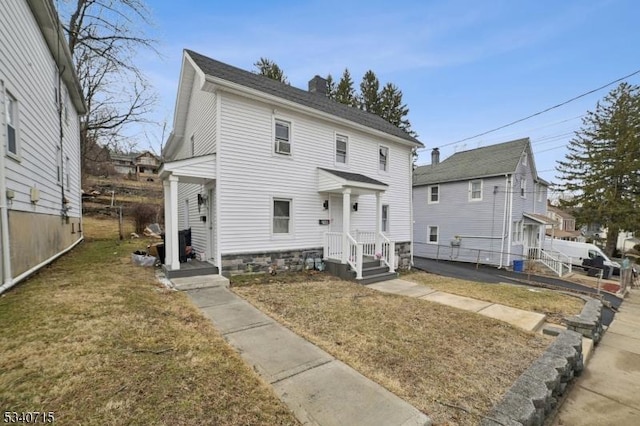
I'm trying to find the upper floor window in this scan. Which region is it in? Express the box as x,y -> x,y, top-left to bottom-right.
190,134 -> 195,157
379,145 -> 389,172
273,198 -> 291,234
5,92 -> 18,156
275,120 -> 291,155
428,185 -> 439,204
537,184 -> 544,202
469,180 -> 482,201
382,204 -> 389,232
336,134 -> 348,164
522,152 -> 528,167
520,179 -> 526,198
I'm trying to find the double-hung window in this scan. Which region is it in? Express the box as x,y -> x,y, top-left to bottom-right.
428,185 -> 439,204
5,92 -> 18,156
469,180 -> 482,201
428,226 -> 439,243
275,120 -> 291,155
379,145 -> 389,171
336,134 -> 348,164
273,198 -> 291,234
520,179 -> 526,198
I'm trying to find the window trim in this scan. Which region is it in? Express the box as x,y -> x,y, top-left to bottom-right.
428,185 -> 439,204
537,184 -> 544,202
272,197 -> 293,236
520,179 -> 526,198
427,225 -> 439,244
5,90 -> 20,160
335,132 -> 348,165
274,118 -> 292,157
381,204 -> 389,233
378,144 -> 389,173
469,179 -> 483,201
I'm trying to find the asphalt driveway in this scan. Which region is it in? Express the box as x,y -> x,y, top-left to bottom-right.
412,256 -> 622,326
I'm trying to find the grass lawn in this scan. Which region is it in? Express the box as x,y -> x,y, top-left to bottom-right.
403,271 -> 584,324
233,275 -> 553,425
0,216 -> 297,425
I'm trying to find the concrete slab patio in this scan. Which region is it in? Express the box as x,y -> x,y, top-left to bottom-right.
181,280 -> 431,426
369,278 -> 546,332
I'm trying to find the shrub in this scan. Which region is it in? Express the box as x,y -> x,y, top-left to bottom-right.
130,203 -> 159,234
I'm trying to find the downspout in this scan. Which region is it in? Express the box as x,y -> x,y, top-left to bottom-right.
409,149 -> 414,269
0,79 -> 13,290
499,174 -> 509,268
506,174 -> 514,267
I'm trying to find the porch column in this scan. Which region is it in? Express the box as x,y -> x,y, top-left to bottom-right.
163,175 -> 180,270
375,192 -> 382,254
342,188 -> 351,263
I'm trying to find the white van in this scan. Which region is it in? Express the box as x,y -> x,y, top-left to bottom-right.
542,238 -> 620,273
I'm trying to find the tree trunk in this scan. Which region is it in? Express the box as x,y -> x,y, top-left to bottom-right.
605,227 -> 618,257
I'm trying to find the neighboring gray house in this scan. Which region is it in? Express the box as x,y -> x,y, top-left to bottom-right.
413,138 -> 551,268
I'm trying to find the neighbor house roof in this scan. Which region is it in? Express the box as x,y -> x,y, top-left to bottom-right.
547,205 -> 575,220
185,50 -> 422,147
413,138 -> 536,186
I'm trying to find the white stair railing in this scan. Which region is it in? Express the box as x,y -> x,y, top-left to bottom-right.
324,232 -> 343,261
356,230 -> 376,257
346,233 -> 362,279
538,249 -> 572,277
377,232 -> 395,273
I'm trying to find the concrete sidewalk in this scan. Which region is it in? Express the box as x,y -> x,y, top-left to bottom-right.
552,289 -> 640,425
367,279 -> 547,332
181,277 -> 430,426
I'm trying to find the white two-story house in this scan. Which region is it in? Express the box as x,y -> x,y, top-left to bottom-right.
160,50 -> 423,282
413,139 -> 550,269
0,0 -> 85,294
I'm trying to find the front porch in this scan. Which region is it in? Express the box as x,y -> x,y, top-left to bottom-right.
523,213 -> 572,277
318,168 -> 397,283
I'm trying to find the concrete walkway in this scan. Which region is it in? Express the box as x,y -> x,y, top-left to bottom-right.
180,277 -> 430,426
367,279 -> 547,332
552,289 -> 640,425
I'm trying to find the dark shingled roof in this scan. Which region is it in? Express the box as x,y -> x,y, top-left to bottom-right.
413,138 -> 530,186
186,50 -> 422,146
319,168 -> 388,187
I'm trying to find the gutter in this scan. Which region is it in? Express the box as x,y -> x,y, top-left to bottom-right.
0,235 -> 84,295
409,149 -> 414,269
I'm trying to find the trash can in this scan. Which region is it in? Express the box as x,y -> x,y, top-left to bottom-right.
513,259 -> 524,273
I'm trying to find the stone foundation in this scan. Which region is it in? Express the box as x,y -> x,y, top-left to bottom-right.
221,247 -> 323,276
396,241 -> 411,270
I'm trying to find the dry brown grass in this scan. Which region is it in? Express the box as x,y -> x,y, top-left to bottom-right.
403,271 -> 584,324
234,277 -> 552,425
0,217 -> 297,425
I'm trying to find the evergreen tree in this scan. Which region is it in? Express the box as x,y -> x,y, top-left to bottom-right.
379,82 -> 416,136
335,69 -> 358,107
359,70 -> 381,114
254,57 -> 288,83
557,82 -> 640,255
325,74 -> 337,100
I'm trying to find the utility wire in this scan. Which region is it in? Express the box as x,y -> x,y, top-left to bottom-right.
437,68 -> 640,149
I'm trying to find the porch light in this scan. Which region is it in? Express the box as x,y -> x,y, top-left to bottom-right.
323,200 -> 329,210
352,202 -> 358,212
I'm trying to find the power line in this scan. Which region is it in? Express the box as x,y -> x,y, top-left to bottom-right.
437,68 -> 640,149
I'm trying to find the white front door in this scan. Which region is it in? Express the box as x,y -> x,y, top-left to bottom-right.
330,195 -> 343,233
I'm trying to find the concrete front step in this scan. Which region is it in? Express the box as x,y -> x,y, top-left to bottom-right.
358,271 -> 399,285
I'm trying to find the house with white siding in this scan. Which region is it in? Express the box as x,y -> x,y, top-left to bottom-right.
160,50 -> 422,282
0,0 -> 86,293
413,139 -> 551,269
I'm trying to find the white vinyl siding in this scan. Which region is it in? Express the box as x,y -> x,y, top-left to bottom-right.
379,145 -> 389,172
273,198 -> 291,234
428,185 -> 439,204
335,133 -> 347,164
274,119 -> 291,155
469,180 -> 482,201
428,225 -> 438,244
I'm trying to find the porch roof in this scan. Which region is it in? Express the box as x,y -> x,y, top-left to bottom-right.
159,154 -> 216,184
523,212 -> 556,225
317,168 -> 388,194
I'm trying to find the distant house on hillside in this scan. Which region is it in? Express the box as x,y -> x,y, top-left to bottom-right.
545,204 -> 583,242
110,151 -> 159,180
413,139 -> 552,269
0,0 -> 86,293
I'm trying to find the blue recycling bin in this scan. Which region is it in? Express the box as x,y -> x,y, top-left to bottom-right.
513,259 -> 524,272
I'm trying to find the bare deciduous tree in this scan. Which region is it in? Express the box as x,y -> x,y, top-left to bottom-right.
58,0 -> 158,178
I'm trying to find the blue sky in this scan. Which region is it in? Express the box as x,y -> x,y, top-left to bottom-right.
137,0 -> 640,190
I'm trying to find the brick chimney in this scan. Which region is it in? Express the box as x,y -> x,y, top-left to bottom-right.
431,148 -> 440,165
308,75 -> 327,95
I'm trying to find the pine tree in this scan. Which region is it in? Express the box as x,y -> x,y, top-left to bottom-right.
254,57 -> 288,84
557,82 -> 640,255
325,74 -> 337,100
335,69 -> 357,107
379,82 -> 415,136
359,70 -> 381,114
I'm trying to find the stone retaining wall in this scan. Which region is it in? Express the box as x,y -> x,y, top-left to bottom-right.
481,296 -> 605,426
